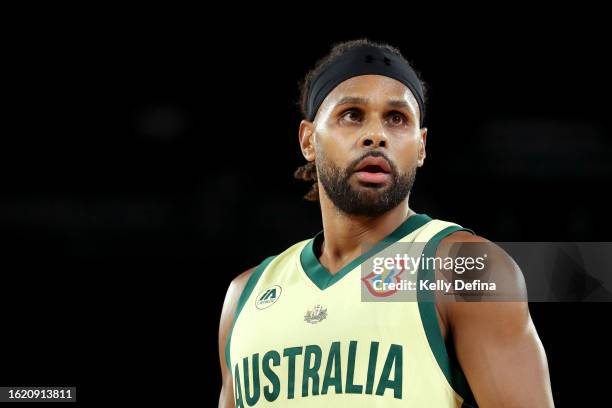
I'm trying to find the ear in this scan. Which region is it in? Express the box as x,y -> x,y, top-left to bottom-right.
417,127 -> 427,167
299,119 -> 316,162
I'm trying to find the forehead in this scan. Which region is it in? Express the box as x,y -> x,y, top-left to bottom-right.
319,74 -> 419,113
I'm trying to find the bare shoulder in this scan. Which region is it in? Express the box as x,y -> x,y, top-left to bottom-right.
218,266 -> 258,408
219,266 -> 257,345
219,268 -> 257,365
440,230 -> 525,292
437,230 -> 529,332
226,267 -> 257,303
442,229 -> 484,243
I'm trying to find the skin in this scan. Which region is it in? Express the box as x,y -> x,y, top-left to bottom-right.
218,75 -> 554,407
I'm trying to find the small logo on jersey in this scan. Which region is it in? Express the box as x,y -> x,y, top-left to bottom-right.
255,285 -> 282,309
361,264 -> 405,297
304,304 -> 327,324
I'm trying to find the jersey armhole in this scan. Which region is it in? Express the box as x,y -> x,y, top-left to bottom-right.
417,225 -> 479,408
224,255 -> 277,371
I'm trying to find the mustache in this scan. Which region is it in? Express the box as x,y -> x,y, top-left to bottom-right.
347,151 -> 396,174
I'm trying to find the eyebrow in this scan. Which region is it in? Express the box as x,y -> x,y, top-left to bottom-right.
335,96 -> 369,107
386,99 -> 413,111
334,96 -> 415,114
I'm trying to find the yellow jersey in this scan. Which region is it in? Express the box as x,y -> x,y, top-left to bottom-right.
226,213 -> 478,407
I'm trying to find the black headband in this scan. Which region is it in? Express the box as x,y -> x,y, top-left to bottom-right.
306,45 -> 425,127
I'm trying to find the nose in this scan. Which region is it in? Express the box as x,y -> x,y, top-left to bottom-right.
358,120 -> 388,148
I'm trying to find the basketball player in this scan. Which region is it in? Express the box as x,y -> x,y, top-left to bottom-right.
218,39 -> 554,407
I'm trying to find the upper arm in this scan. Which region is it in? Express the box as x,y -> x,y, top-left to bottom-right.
443,236 -> 554,407
218,267 -> 256,408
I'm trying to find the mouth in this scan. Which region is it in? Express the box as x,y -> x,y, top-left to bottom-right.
353,156 -> 392,185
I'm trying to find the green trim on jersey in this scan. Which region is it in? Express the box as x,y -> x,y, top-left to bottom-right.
300,213 -> 433,290
225,255 -> 277,370
417,226 -> 478,408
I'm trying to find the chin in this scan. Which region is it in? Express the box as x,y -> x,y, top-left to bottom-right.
353,180 -> 390,191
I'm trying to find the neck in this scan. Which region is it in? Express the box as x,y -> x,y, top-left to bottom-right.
317,188 -> 414,274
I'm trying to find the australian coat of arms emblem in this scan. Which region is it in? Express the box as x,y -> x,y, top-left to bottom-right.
304,304 -> 327,324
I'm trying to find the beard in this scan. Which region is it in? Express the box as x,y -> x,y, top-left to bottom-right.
316,150 -> 416,217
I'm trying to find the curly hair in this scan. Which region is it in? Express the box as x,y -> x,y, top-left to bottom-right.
294,38 -> 428,201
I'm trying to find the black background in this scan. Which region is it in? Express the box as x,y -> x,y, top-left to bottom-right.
2,9 -> 611,406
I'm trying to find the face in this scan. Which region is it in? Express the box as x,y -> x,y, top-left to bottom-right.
299,75 -> 427,216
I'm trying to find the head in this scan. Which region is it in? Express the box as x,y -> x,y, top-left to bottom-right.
295,39 -> 428,217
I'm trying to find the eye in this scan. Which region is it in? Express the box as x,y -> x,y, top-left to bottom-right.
387,111 -> 408,126
340,109 -> 363,124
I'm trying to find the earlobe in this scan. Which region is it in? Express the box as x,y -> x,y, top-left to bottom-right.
299,119 -> 316,162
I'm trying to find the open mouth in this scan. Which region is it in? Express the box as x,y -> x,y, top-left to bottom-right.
358,164 -> 389,174
353,156 -> 392,184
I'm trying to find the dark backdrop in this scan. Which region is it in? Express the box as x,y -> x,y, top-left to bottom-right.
3,12 -> 611,406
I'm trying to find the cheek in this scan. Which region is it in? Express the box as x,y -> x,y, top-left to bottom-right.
315,131 -> 351,165
392,137 -> 421,167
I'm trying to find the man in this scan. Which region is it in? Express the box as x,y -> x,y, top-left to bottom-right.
219,39 -> 554,407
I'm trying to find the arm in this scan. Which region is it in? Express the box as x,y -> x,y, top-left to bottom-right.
443,235 -> 554,407
218,267 -> 256,408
